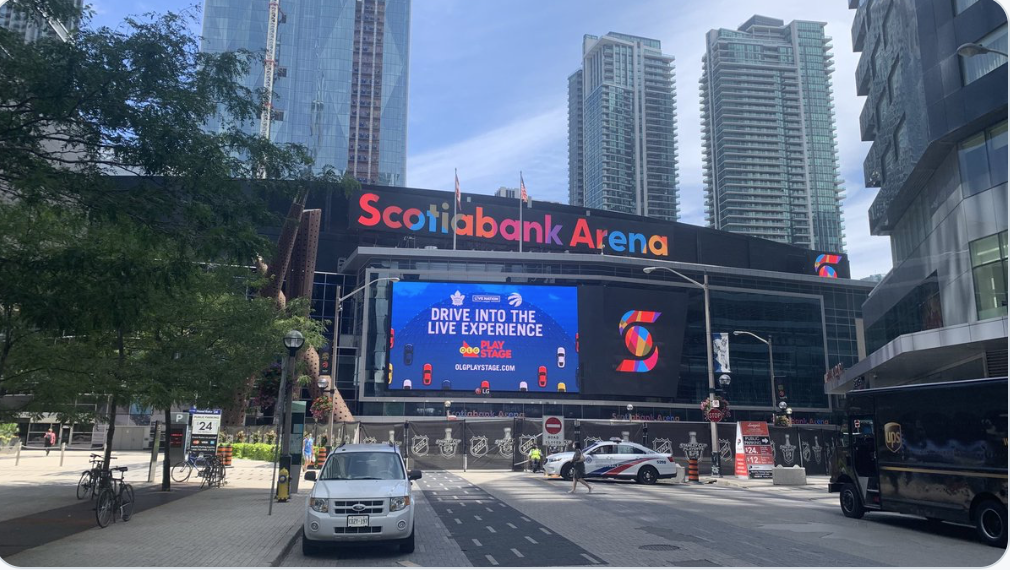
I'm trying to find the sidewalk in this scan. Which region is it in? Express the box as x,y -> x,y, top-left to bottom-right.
706,474 -> 831,492
1,456 -> 306,567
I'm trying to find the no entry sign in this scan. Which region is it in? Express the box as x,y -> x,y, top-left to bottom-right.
543,416 -> 565,447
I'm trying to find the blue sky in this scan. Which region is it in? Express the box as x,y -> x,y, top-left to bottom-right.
85,0 -> 936,279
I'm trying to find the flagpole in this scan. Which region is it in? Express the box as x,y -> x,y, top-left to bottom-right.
519,172 -> 523,253
453,169 -> 458,251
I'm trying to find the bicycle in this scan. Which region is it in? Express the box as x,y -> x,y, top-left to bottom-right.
171,451 -> 209,483
95,466 -> 134,528
199,453 -> 227,488
76,454 -> 117,500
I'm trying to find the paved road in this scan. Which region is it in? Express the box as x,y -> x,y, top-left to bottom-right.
282,471 -> 1006,567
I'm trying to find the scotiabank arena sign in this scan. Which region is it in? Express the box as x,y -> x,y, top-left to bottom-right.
352,189 -> 673,259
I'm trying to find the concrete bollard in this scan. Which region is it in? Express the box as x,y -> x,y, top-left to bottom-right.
60,442 -> 66,466
772,465 -> 807,485
15,444 -> 21,466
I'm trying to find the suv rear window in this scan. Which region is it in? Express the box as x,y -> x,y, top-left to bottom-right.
321,452 -> 405,481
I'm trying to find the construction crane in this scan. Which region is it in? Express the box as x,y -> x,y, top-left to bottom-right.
259,0 -> 280,141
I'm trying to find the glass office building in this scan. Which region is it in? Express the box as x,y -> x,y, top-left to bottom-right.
0,0 -> 81,42
568,33 -> 679,221
828,0 -> 1007,393
200,0 -> 410,185
269,183 -> 872,424
701,16 -> 845,252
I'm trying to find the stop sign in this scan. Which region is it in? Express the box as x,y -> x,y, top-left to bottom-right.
545,416 -> 563,434
706,408 -> 726,422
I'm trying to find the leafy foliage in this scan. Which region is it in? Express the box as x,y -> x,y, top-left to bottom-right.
0,1 -> 327,433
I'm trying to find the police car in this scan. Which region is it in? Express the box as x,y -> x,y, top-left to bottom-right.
543,440 -> 679,485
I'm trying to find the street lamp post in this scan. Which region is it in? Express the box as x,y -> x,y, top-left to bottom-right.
643,266 -> 720,477
733,331 -> 776,419
957,42 -> 1009,58
269,329 -> 303,514
326,277 -> 399,431
316,375 -> 336,447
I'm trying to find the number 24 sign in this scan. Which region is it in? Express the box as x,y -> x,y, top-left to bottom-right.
191,412 -> 221,436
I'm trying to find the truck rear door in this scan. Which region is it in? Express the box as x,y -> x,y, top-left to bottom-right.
851,416 -> 881,508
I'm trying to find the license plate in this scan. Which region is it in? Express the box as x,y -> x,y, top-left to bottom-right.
347,515 -> 369,527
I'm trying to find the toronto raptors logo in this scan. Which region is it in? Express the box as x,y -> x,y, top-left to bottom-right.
495,428 -> 514,457
812,436 -> 823,464
679,431 -> 708,460
651,438 -> 673,455
780,434 -> 796,465
469,436 -> 489,458
411,435 -> 429,456
436,428 -> 461,458
801,440 -> 811,463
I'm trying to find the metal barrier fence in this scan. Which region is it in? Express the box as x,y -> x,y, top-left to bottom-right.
315,420 -> 840,475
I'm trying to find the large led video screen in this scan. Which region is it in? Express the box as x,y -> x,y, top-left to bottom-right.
389,282 -> 579,393
578,286 -> 689,398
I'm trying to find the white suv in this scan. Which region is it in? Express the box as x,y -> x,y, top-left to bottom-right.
302,444 -> 422,555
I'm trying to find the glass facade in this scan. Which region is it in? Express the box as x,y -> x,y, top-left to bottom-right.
568,33 -> 679,221
970,231 -> 1009,320
701,17 -> 845,252
849,0 -> 1007,376
201,0 -> 409,184
959,24 -> 1008,86
316,253 -> 870,419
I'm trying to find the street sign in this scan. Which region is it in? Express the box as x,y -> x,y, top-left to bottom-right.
735,421 -> 773,479
706,408 -> 725,422
170,412 -> 190,425
189,409 -> 221,453
543,416 -> 564,447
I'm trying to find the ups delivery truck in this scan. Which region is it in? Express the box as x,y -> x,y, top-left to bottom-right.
829,377 -> 1008,546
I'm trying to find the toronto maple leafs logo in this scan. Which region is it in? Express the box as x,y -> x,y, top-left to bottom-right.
469,436 -> 489,458
411,435 -> 429,456
436,428 -> 460,458
651,438 -> 673,455
496,428 -> 514,457
679,431 -> 708,460
450,291 -> 465,306
780,434 -> 796,465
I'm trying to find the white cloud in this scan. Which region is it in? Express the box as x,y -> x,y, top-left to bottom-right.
406,1 -> 897,276
407,104 -> 570,202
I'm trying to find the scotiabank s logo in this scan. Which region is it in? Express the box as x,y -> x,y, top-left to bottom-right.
617,311 -> 661,372
814,254 -> 842,278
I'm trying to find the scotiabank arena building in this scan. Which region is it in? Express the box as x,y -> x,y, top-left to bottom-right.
286,184 -> 873,426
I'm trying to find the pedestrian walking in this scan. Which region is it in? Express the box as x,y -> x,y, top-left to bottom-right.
44,428 -> 56,456
569,445 -> 592,493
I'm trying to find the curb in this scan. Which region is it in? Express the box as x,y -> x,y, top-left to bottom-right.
271,525 -> 302,566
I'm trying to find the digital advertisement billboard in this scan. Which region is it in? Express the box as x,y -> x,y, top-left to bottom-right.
578,286 -> 689,398
389,282 -> 579,393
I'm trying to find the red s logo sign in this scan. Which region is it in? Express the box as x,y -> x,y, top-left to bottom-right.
617,310 -> 661,372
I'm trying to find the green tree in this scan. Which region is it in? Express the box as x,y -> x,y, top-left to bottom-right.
0,0 -> 335,469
